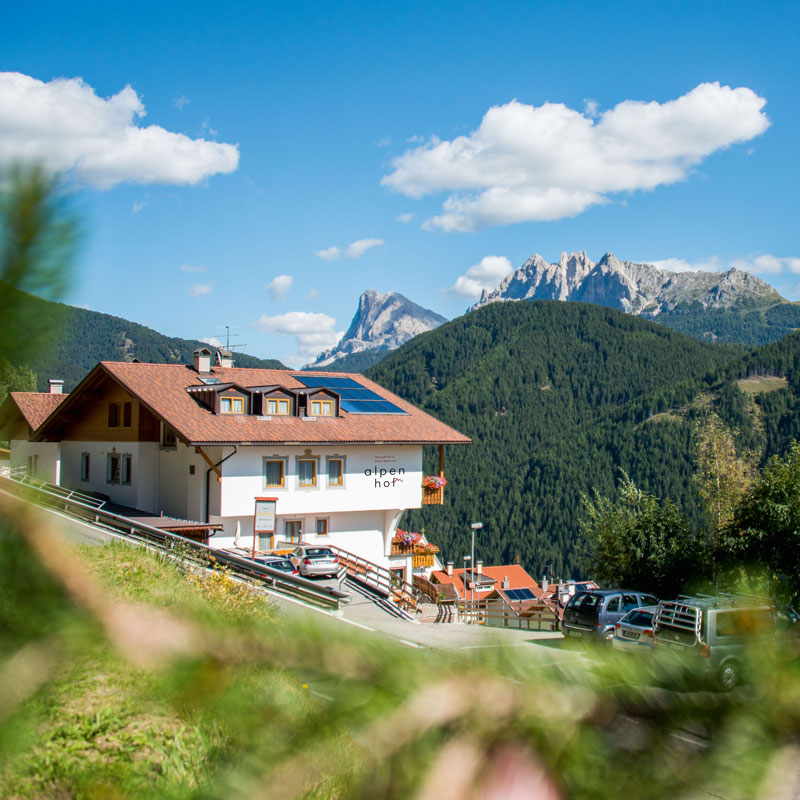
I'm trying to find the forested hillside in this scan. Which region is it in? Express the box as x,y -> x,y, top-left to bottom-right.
367,301 -> 759,579
1,283 -> 285,391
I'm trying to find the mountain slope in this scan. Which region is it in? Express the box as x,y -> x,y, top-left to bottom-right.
470,251 -> 799,345
2,283 -> 285,391
308,290 -> 447,368
366,300 -> 748,578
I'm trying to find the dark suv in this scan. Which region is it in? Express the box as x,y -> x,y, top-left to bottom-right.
562,589 -> 659,641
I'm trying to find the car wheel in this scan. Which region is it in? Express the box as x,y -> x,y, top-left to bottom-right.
718,661 -> 740,691
602,630 -> 614,642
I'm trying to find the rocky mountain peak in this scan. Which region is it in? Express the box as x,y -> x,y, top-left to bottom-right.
307,290 -> 448,368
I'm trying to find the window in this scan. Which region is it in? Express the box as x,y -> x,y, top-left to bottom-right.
310,399 -> 334,416
80,452 -> 90,482
267,398 -> 291,415
297,458 -> 317,488
264,459 -> 285,488
327,457 -> 343,487
315,518 -> 329,536
162,425 -> 177,448
122,402 -> 132,427
108,403 -> 120,427
220,396 -> 245,414
605,596 -> 620,613
121,454 -> 132,485
622,594 -> 639,612
285,520 -> 302,544
107,453 -> 121,484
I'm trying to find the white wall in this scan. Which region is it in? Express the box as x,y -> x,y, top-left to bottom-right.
10,440 -> 60,484
219,444 -> 422,517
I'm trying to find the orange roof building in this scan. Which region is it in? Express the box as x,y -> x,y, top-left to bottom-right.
13,352 -> 471,574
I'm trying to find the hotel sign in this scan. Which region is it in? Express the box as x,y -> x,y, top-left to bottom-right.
254,497 -> 277,533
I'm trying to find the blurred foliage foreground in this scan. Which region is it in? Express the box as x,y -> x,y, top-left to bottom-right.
0,499 -> 799,800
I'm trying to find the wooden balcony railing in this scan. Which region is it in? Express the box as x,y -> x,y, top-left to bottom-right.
422,485 -> 444,505
412,553 -> 435,568
390,542 -> 440,556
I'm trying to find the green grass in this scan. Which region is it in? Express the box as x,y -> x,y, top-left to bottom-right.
737,376 -> 789,394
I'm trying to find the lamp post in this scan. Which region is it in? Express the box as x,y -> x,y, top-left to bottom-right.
469,522 -> 483,623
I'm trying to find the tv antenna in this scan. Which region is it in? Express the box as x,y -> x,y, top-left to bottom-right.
205,325 -> 248,351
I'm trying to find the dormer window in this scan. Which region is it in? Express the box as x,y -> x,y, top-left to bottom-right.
267,398 -> 291,415
220,396 -> 245,414
310,399 -> 334,417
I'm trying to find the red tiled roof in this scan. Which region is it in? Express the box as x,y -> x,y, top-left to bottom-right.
4,392 -> 68,431
37,362 -> 472,446
430,564 -> 538,600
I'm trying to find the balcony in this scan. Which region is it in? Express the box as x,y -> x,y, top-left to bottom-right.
421,474 -> 446,505
390,530 -> 440,565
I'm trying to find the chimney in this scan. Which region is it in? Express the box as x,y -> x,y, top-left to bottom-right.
502,575 -> 510,590
476,560 -> 483,575
217,349 -> 234,368
446,561 -> 454,577
542,576 -> 548,593
48,379 -> 64,395
193,347 -> 212,374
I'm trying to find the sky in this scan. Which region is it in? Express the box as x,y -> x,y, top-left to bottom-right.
1,0 -> 799,366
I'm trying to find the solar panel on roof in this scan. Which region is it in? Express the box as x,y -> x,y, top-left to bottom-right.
294,375 -> 407,414
505,588 -> 536,601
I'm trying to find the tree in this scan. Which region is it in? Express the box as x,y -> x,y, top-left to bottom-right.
581,474 -> 709,596
720,441 -> 800,600
693,409 -> 756,541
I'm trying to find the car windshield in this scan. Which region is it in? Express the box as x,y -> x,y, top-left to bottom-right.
305,548 -> 334,557
622,609 -> 653,627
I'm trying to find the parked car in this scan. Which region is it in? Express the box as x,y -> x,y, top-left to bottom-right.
290,545 -> 339,578
562,589 -> 659,641
254,555 -> 299,576
612,605 -> 658,653
653,594 -> 778,690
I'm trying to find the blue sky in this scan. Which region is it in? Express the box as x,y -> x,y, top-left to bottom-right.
1,1 -> 798,366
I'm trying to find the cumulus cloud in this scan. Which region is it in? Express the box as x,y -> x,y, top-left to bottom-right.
173,95 -> 190,110
0,72 -> 239,188
255,311 -> 343,365
267,274 -> 293,301
316,238 -> 384,260
396,212 -> 415,223
188,283 -> 212,297
200,336 -> 223,348
383,82 -> 770,231
180,264 -> 207,273
449,255 -> 514,297
316,246 -> 341,261
345,238 -> 384,258
646,253 -> 800,275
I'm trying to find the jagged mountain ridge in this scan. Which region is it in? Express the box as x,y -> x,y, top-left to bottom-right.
308,290 -> 447,368
470,251 -> 785,318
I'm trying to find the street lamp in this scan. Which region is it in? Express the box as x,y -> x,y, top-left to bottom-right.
469,522 -> 483,622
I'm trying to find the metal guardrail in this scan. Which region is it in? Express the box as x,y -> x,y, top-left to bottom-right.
0,475 -> 350,611
10,473 -> 108,509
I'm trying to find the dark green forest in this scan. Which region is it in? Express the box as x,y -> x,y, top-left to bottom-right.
367,300 -> 800,581
0,282 -> 284,391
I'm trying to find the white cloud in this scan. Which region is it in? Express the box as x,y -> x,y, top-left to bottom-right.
730,254 -> 800,275
449,255 -> 514,297
383,82 -> 770,231
305,288 -> 319,300
200,336 -> 223,348
255,311 -> 343,365
316,238 -> 384,260
180,264 -> 207,273
377,136 -> 391,147
189,283 -> 212,297
316,246 -> 341,261
646,253 -> 800,275
0,72 -> 239,188
267,274 -> 293,301
396,212 -> 415,223
132,201 -> 147,214
173,95 -> 190,111
345,238 -> 384,258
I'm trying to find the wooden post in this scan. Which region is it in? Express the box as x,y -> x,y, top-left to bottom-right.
438,444 -> 444,478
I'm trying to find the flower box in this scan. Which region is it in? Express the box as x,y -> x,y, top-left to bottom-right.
422,485 -> 444,505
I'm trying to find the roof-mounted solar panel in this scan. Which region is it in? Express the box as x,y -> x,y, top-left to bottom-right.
294,375 -> 407,414
505,588 -> 536,601
199,376 -> 222,385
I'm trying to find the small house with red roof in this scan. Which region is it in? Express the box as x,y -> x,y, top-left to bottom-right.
0,381 -> 67,481
17,349 -> 471,574
430,561 -> 540,602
